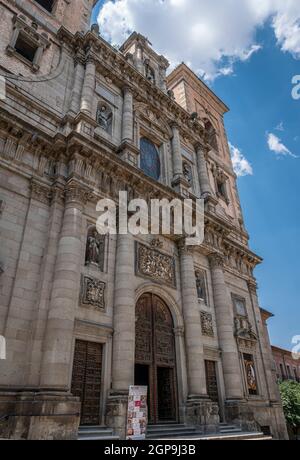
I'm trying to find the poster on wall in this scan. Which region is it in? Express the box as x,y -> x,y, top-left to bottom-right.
126,386 -> 148,440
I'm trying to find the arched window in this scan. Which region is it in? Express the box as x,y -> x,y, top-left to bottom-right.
140,138 -> 161,180
205,120 -> 218,152
85,226 -> 105,271
34,0 -> 55,13
96,103 -> 113,135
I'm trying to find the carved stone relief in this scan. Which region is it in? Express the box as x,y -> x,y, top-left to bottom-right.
81,275 -> 106,309
136,242 -> 176,287
201,311 -> 214,337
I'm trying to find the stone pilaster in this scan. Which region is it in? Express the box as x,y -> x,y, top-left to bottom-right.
209,253 -> 244,400
195,143 -> 212,197
106,232 -> 135,439
179,243 -> 208,398
27,181 -> 65,386
247,280 -> 279,402
40,179 -> 92,389
122,86 -> 134,143
80,58 -> 96,115
69,59 -> 85,116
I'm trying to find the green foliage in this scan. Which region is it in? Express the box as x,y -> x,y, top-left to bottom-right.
279,380 -> 300,429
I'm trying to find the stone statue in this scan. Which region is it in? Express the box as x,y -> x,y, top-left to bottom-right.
85,228 -> 104,269
97,105 -> 112,133
183,162 -> 193,186
196,271 -> 207,303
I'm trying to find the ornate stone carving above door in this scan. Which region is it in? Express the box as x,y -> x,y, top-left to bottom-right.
81,275 -> 106,309
135,242 -> 176,288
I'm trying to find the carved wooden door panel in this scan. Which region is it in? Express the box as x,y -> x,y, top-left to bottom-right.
71,340 -> 103,426
205,360 -> 219,404
135,294 -> 178,424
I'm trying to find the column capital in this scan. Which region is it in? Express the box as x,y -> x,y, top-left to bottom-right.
170,121 -> 180,132
65,179 -> 93,206
195,141 -> 209,157
123,84 -> 133,95
247,279 -> 258,294
30,179 -> 52,206
85,55 -> 97,66
178,238 -> 195,257
208,252 -> 225,269
174,326 -> 185,338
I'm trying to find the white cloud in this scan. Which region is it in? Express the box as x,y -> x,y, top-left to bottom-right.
275,121 -> 284,131
267,133 -> 297,158
229,143 -> 253,177
97,0 -> 300,81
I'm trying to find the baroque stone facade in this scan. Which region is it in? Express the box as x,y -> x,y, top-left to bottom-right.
0,0 -> 288,439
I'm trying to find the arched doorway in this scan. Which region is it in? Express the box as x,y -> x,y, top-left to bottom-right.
135,293 -> 178,424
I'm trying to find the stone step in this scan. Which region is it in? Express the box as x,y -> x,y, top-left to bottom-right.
220,428 -> 243,434
147,424 -> 203,439
78,425 -> 119,441
79,435 -> 120,441
148,432 -> 272,441
79,429 -> 114,437
147,424 -> 186,431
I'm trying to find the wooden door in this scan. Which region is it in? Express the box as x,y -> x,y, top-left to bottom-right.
71,340 -> 103,426
135,294 -> 178,424
205,360 -> 219,403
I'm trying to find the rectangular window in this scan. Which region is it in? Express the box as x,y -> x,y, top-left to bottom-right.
243,353 -> 258,395
34,0 -> 55,12
14,34 -> 38,63
233,296 -> 247,317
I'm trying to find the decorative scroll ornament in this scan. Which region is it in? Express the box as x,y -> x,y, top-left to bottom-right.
136,242 -> 176,287
201,312 -> 214,337
81,275 -> 105,309
234,316 -> 257,349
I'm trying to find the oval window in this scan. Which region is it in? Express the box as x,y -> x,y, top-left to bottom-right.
140,138 -> 161,180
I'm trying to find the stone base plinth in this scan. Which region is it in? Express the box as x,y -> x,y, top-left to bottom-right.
105,391 -> 129,440
225,399 -> 289,439
225,399 -> 259,432
185,397 -> 220,434
0,391 -> 80,440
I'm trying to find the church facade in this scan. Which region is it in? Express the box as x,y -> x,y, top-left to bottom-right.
0,0 -> 288,440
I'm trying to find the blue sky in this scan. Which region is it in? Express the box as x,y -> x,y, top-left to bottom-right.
92,1 -> 300,350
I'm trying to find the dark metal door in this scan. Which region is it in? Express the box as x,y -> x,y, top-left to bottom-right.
71,340 -> 103,426
135,293 -> 178,424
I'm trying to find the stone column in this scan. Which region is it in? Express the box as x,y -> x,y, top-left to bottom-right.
121,86 -> 133,143
111,232 -> 135,391
195,143 -> 212,197
209,253 -> 244,400
179,244 -> 208,397
106,232 -> 135,438
171,123 -> 183,180
80,58 -> 96,115
40,179 -> 92,388
69,59 -> 85,115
